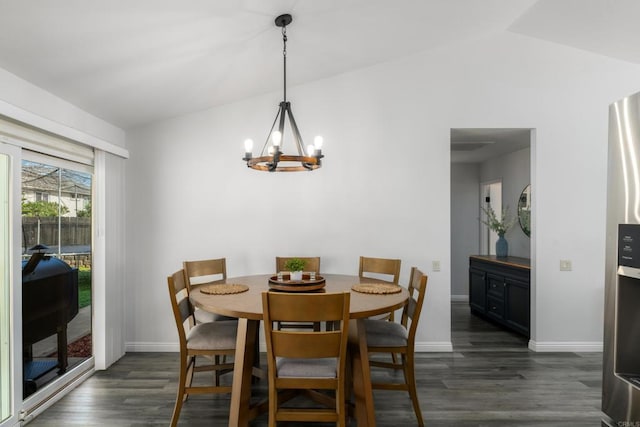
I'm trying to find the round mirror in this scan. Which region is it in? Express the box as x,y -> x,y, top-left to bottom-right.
518,184 -> 531,237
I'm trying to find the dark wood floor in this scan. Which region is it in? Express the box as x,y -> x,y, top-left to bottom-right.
27,303 -> 604,426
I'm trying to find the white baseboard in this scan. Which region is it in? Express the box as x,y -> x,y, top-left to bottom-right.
414,341 -> 453,352
528,340 -> 603,352
451,294 -> 469,303
125,342 -> 179,352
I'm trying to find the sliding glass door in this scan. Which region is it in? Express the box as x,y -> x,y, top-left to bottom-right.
0,117 -> 101,424
0,143 -> 20,427
21,155 -> 93,400
0,153 -> 11,423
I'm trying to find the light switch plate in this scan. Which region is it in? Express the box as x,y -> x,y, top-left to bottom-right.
432,260 -> 441,271
560,260 -> 572,271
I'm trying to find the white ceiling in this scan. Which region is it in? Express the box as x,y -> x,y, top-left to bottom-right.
0,0 -> 638,130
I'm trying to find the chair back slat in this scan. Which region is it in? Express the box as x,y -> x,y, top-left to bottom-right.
272,331 -> 342,358
266,292 -> 347,322
401,267 -> 428,340
276,256 -> 321,273
183,258 -> 227,289
359,256 -> 401,284
167,270 -> 192,345
407,297 -> 418,320
177,296 -> 192,324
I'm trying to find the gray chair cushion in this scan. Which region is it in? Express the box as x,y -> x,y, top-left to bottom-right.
276,357 -> 337,378
187,320 -> 237,350
363,319 -> 408,347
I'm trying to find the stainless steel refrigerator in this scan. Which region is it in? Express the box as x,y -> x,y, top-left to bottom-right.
603,91 -> 640,425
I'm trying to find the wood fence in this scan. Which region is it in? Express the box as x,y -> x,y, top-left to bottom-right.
22,217 -> 91,249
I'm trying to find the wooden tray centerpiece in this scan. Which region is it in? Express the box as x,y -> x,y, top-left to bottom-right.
268,273 -> 326,292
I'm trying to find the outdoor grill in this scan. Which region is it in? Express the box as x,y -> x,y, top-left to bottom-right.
22,245 -> 79,395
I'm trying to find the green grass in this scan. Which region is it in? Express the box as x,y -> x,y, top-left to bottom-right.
78,267 -> 91,308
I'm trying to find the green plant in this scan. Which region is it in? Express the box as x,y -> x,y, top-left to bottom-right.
77,267 -> 92,308
284,258 -> 306,272
22,200 -> 69,217
481,205 -> 515,236
77,201 -> 92,217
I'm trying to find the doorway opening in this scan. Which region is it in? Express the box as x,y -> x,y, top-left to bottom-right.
450,127 -> 532,348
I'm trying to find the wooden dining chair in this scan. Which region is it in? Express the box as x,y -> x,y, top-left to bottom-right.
275,256 -> 322,331
362,266 -> 428,426
359,256 -> 401,324
262,291 -> 351,427
183,258 -> 236,322
275,256 -> 321,274
167,269 -> 237,427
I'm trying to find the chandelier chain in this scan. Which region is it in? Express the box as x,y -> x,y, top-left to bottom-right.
282,25 -> 287,103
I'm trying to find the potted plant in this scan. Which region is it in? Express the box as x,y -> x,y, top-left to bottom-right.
480,205 -> 515,257
284,258 -> 306,281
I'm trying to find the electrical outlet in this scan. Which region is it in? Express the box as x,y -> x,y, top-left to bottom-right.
560,260 -> 572,271
432,260 -> 441,272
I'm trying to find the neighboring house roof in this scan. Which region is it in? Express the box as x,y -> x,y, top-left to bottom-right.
22,161 -> 91,197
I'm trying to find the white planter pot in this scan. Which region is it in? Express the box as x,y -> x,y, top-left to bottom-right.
290,271 -> 303,281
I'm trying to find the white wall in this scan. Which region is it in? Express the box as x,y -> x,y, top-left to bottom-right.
451,163 -> 480,299
125,30 -> 640,353
480,147 -> 531,258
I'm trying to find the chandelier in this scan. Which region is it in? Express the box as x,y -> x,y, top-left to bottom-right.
242,14 -> 324,172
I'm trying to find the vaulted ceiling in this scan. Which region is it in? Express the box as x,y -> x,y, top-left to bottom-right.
0,0 -> 638,130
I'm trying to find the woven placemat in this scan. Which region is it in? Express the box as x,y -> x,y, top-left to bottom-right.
351,283 -> 402,294
200,283 -> 249,295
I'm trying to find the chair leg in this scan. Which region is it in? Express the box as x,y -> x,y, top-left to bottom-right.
268,379 -> 277,427
387,312 -> 398,365
403,353 -> 424,427
337,378 -> 347,427
215,355 -> 221,386
183,356 -> 196,403
171,354 -> 188,427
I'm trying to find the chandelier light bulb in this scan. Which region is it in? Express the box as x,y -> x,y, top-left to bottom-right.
272,131 -> 282,147
244,138 -> 254,153
268,146 -> 275,156
307,145 -> 316,156
314,135 -> 323,149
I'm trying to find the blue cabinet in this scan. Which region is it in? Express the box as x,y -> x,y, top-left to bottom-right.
468,255 -> 530,337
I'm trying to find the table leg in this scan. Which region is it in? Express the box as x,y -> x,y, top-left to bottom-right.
350,319 -> 376,427
228,318 -> 258,427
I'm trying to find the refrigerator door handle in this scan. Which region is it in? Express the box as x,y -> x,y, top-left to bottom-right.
617,265 -> 640,280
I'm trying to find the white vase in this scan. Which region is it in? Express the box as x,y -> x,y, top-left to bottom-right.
290,271 -> 303,281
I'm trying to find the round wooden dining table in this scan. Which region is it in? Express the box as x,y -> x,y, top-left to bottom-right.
190,273 -> 409,427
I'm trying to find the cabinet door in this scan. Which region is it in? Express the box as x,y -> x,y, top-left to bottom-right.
487,273 -> 505,299
486,295 -> 505,321
469,267 -> 486,312
505,277 -> 530,336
